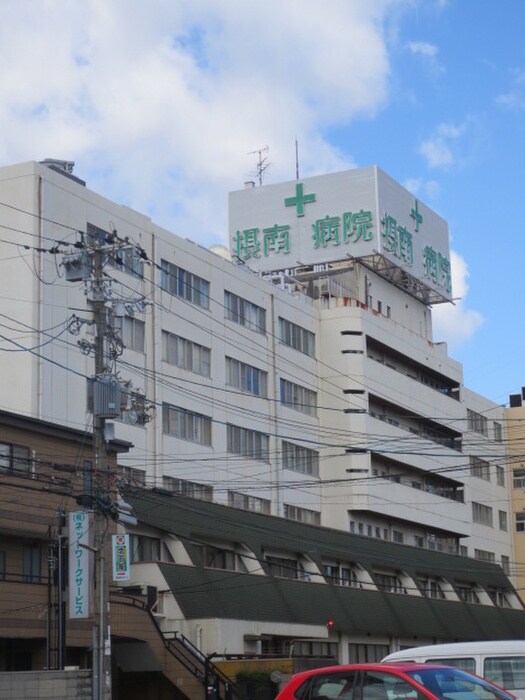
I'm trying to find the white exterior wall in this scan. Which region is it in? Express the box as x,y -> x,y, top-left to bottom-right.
0,160 -> 513,568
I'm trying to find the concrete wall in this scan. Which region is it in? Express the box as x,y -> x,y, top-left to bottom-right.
0,670 -> 91,700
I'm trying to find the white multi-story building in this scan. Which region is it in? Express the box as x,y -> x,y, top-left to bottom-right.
0,159 -> 512,573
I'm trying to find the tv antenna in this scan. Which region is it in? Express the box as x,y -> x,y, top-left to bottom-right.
248,145 -> 270,186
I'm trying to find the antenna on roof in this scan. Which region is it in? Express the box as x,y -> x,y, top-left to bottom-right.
295,136 -> 300,180
248,145 -> 270,186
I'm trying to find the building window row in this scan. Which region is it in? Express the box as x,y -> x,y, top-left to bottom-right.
279,317 -> 315,357
224,290 -> 266,333
280,378 -> 317,416
115,316 -> 145,353
228,490 -> 271,514
470,455 -> 491,481
162,330 -> 211,377
227,424 -> 269,462
162,404 -> 212,446
283,504 -> 321,526
161,259 -> 210,309
226,357 -> 267,396
467,408 -> 488,436
0,442 -> 31,474
472,501 -> 493,527
163,475 -> 213,501
282,441 -> 319,476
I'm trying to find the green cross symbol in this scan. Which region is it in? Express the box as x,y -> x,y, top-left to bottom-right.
284,183 -> 316,217
410,199 -> 423,232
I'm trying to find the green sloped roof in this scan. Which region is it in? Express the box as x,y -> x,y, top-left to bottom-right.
123,487 -> 524,640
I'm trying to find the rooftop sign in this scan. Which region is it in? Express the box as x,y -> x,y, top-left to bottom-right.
228,166 -> 452,302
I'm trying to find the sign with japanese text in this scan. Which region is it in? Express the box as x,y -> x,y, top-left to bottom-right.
228,166 -> 452,301
68,510 -> 93,619
112,533 -> 130,581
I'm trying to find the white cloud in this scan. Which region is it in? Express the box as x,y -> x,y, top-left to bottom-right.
418,121 -> 467,169
403,177 -> 441,200
407,41 -> 438,57
432,250 -> 484,349
0,0 -> 402,245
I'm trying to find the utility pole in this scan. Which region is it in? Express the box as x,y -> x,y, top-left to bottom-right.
91,243 -> 111,700
63,229 -> 152,700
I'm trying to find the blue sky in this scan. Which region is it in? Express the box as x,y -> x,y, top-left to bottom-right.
0,0 -> 523,405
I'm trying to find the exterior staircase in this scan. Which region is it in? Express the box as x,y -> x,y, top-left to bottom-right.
111,592 -> 237,699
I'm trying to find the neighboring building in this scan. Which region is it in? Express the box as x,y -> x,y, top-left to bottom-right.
506,389 -> 525,602
0,408 -> 227,699
120,484 -> 525,665
0,159 -> 513,577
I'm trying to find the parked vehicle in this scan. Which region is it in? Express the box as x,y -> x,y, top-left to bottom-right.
275,662 -> 514,700
383,641 -> 525,697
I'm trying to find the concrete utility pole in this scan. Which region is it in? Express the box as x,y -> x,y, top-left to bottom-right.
64,229 -> 151,700
91,243 -> 112,700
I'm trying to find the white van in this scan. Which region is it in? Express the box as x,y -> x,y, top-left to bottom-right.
383,641 -> 525,698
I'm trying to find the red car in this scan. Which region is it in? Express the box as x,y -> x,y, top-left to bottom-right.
275,662 -> 516,700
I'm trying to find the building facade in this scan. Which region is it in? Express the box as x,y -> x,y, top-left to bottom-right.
0,159 -> 513,576
506,389 -> 525,602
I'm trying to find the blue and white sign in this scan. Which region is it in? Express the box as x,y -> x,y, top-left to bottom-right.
68,511 -> 93,619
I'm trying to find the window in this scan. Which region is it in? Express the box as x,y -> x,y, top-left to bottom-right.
109,245 -> 144,277
0,442 -> 31,474
282,441 -> 319,476
225,357 -> 267,396
493,421 -> 503,442
162,331 -> 210,377
418,577 -> 445,599
501,555 -> 510,575
323,564 -> 359,587
224,291 -> 266,333
475,549 -> 495,563
472,501 -> 493,527
280,378 -> 317,416
392,530 -> 404,544
484,656 -> 525,689
162,404 -> 212,446
284,504 -> 321,525
458,584 -> 480,603
513,468 -> 525,489
496,465 -> 505,487
202,545 -> 246,572
373,572 -> 405,593
228,491 -> 271,514
119,465 -> 146,486
23,544 -> 41,583
488,589 -> 511,608
87,224 -> 144,276
115,316 -> 145,353
499,510 -> 508,531
227,424 -> 269,462
86,222 -> 111,246
516,512 -> 525,532
163,475 -> 213,501
130,535 -> 160,562
470,455 -> 490,481
467,408 -> 488,436
308,670 -> 360,700
279,317 -> 315,357
266,555 -> 299,579
161,259 -> 209,309
349,644 -> 390,663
